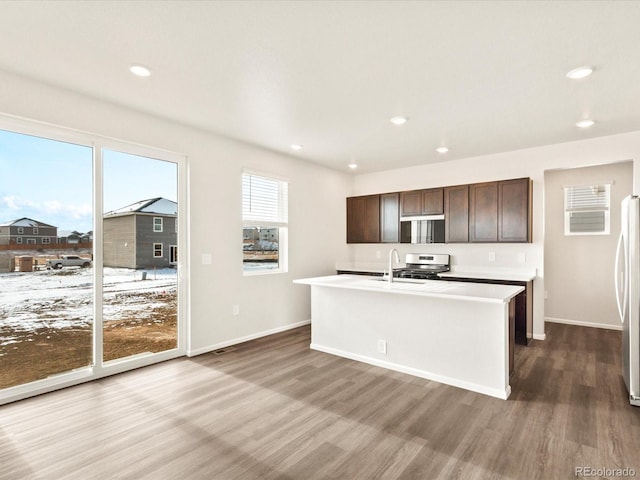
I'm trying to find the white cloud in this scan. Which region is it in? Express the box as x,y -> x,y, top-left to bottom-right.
2,195 -> 41,210
2,195 -> 91,222
2,195 -> 21,209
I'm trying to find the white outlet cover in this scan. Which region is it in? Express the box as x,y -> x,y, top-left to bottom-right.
202,253 -> 212,265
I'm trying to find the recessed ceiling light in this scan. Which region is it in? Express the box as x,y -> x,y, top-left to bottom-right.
390,116 -> 408,126
130,64 -> 151,77
290,144 -> 303,151
436,146 -> 449,154
576,119 -> 595,128
348,163 -> 358,170
566,66 -> 594,80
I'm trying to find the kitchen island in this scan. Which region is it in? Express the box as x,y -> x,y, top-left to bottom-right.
294,275 -> 524,399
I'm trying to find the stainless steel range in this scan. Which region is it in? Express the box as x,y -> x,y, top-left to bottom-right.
395,253 -> 450,279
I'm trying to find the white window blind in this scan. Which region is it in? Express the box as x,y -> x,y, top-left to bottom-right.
564,184 -> 611,235
242,172 -> 288,227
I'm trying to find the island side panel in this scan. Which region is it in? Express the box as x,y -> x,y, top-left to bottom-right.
309,285 -> 510,399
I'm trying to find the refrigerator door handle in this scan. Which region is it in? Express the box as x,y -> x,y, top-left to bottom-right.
615,229 -> 628,323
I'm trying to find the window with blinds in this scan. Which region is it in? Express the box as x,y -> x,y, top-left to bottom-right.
564,183 -> 611,235
242,171 -> 288,274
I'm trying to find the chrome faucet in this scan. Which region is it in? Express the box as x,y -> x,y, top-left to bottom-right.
388,248 -> 400,284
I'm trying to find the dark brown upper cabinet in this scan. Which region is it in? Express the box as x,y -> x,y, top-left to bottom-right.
400,190 -> 422,216
346,195 -> 380,243
498,178 -> 532,242
380,193 -> 400,243
469,182 -> 498,242
400,188 -> 443,216
422,188 -> 444,215
347,177 -> 531,245
444,185 -> 469,243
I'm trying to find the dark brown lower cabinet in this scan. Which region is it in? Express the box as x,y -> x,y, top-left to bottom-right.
508,297 -> 515,376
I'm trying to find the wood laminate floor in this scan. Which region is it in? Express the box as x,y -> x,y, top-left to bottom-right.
1,322 -> 639,480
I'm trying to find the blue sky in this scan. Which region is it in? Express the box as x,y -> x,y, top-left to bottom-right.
0,129 -> 177,232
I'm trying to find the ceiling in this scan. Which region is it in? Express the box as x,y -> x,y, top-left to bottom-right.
0,1 -> 639,174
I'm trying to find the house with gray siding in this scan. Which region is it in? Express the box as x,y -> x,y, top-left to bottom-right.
0,218 -> 58,246
103,198 -> 177,269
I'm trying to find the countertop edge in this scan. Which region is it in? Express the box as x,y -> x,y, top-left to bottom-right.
294,276 -> 524,304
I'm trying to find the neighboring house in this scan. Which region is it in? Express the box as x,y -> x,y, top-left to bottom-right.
103,197 -> 177,269
0,217 -> 58,246
58,230 -> 93,244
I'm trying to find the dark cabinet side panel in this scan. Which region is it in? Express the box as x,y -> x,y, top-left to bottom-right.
346,196 -> 363,243
469,182 -> 498,242
444,185 -> 469,243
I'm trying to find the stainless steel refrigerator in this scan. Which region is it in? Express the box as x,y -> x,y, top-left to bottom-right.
615,195 -> 640,406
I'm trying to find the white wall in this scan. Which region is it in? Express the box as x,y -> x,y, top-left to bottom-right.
352,134 -> 640,338
0,69 -> 352,354
544,162 -> 633,330
3,67 -> 640,348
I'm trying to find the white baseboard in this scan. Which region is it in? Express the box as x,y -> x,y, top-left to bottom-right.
187,319 -> 311,357
544,317 -> 622,331
310,343 -> 510,400
532,332 -> 547,340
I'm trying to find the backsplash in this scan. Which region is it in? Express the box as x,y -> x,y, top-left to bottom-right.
346,242 -> 540,273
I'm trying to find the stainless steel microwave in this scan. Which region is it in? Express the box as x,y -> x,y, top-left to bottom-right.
400,215 -> 445,244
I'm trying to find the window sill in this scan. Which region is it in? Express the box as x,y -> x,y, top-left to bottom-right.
243,268 -> 287,277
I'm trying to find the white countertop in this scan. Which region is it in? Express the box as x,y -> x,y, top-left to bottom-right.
295,274 -> 524,304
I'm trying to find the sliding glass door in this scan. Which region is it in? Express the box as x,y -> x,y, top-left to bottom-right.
0,121 -> 185,403
102,150 -> 178,363
0,129 -> 94,389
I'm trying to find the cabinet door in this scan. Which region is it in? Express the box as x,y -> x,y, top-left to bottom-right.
498,178 -> 531,242
346,196 -> 363,243
400,190 -> 423,216
380,193 -> 400,243
444,185 -> 469,242
422,188 -> 444,215
346,195 -> 380,243
469,182 -> 498,242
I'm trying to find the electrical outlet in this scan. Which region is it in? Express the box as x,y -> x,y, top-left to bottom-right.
376,250 -> 382,259
232,304 -> 240,316
517,252 -> 526,263
488,252 -> 496,262
202,253 -> 212,265
544,291 -> 548,300
378,339 -> 387,354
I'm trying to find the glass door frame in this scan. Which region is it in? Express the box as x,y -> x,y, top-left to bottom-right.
0,114 -> 189,405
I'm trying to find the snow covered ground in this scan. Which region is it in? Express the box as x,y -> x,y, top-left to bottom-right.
0,267 -> 177,345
